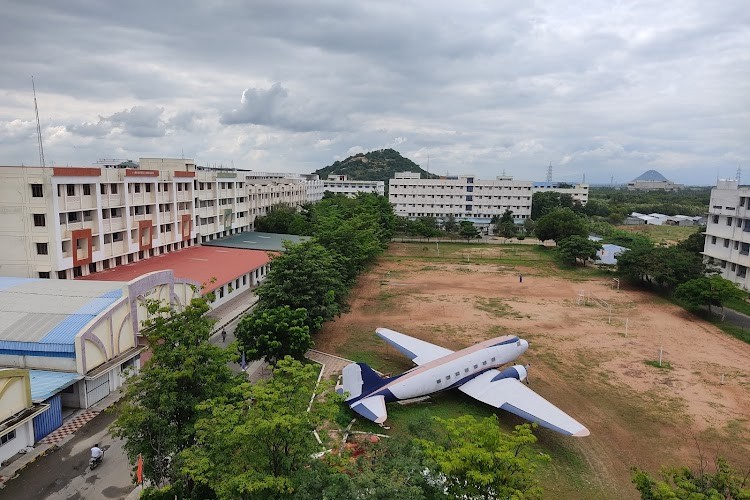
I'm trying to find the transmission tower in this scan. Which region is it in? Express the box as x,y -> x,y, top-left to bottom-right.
737,165 -> 742,183
546,163 -> 553,182
32,76 -> 45,168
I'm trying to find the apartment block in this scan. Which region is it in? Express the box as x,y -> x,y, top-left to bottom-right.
532,182 -> 589,205
703,179 -> 750,288
323,175 -> 385,197
388,172 -> 532,225
0,158 -> 308,280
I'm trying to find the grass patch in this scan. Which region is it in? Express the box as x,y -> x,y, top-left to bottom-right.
644,360 -> 673,370
615,225 -> 698,245
475,297 -> 526,318
723,296 -> 750,317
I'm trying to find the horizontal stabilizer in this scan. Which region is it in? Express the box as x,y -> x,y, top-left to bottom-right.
351,395 -> 388,424
459,370 -> 589,437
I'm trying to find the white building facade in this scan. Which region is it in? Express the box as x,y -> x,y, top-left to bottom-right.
703,180 -> 750,288
323,175 -> 385,197
0,159 -> 310,279
389,172 -> 532,225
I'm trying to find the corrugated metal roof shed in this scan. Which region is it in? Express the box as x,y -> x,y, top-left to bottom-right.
29,370 -> 83,402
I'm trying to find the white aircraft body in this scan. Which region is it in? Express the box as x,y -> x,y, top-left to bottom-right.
338,327 -> 589,437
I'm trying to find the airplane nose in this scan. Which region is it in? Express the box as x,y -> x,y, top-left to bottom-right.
520,339 -> 529,351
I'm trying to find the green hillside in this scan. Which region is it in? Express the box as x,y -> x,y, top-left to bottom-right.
314,149 -> 437,187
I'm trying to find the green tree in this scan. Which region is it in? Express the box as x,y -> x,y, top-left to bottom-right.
110,296 -> 240,488
255,205 -> 308,235
256,241 -> 348,333
534,207 -> 588,244
414,216 -> 443,241
495,209 -> 517,238
558,235 -> 603,265
235,306 -> 312,365
531,191 -> 574,219
617,246 -> 704,290
418,416 -> 549,500
677,226 -> 707,255
443,214 -> 458,234
180,357 -> 341,500
632,458 -> 750,499
458,220 -> 481,242
674,275 -> 747,313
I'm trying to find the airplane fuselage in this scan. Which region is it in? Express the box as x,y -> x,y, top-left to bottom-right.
350,335 -> 528,403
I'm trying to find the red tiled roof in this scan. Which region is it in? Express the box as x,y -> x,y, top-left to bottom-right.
78,246 -> 271,293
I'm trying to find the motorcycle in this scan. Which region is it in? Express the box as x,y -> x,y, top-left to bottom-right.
89,451 -> 104,470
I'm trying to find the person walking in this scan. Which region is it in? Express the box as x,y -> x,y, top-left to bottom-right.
221,328 -> 227,343
519,274 -> 523,283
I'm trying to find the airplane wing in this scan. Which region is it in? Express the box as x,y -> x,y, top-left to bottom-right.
376,327 -> 453,366
458,370 -> 589,437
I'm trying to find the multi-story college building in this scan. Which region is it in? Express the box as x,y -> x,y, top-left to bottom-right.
0,158 -> 312,280
703,179 -> 750,287
388,172 -> 533,226
323,175 -> 385,197
532,182 -> 589,205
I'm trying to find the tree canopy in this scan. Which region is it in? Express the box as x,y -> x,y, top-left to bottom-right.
674,275 -> 747,313
534,207 -> 588,244
418,416 -> 549,500
558,235 -> 602,265
531,191 -> 574,220
459,220 -> 481,242
256,241 -> 348,333
110,295 -> 241,488
632,458 -> 750,499
235,306 -> 312,365
617,245 -> 705,290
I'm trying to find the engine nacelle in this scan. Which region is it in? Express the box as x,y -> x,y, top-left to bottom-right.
492,364 -> 528,382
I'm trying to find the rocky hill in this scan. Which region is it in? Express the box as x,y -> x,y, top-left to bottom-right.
313,149 -> 437,187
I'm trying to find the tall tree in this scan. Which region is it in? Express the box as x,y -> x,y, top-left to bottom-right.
558,235 -> 602,265
495,209 -> 517,238
256,241 -> 348,333
235,306 -> 312,365
254,204 -> 308,235
531,191 -> 574,219
458,220 -> 481,242
110,296 -> 240,488
534,207 -> 588,244
418,416 -> 548,500
617,246 -> 704,290
443,214 -> 458,234
674,275 -> 747,313
180,358 -> 340,500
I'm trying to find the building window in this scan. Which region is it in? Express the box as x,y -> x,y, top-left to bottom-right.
724,239 -> 730,248
711,236 -> 717,244
145,184 -> 152,193
727,217 -> 733,226
134,184 -> 141,193
58,270 -> 67,279
739,266 -> 747,278
111,184 -> 118,194
83,184 -> 91,196
68,212 -> 79,223
73,266 -> 82,278
38,271 -> 50,279
0,429 -> 16,446
33,214 -> 46,227
67,184 -> 75,196
36,242 -> 48,255
31,184 -> 43,197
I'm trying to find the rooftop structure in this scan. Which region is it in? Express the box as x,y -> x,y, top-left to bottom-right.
203,231 -> 311,252
627,170 -> 683,191
323,175 -> 385,197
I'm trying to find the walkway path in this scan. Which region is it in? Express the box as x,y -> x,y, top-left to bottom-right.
305,350 -> 354,381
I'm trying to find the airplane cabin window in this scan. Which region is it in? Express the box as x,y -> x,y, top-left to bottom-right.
436,379 -> 441,384
474,364 -> 478,369
464,368 -> 469,373
482,361 -> 487,365
491,357 -> 496,362
455,371 -> 460,377
446,374 -> 451,380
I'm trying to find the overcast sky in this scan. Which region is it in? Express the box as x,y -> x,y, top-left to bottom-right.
1,0 -> 747,184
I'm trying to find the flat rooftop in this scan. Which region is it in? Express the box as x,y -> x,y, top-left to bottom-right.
0,277 -> 124,347
204,231 -> 310,252
78,245 -> 271,293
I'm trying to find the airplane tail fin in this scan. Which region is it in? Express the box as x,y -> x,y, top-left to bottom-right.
339,362 -> 389,401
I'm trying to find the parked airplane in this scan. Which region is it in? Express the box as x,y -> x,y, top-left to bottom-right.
338,327 -> 589,437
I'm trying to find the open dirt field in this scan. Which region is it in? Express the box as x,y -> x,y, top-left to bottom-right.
316,243 -> 750,499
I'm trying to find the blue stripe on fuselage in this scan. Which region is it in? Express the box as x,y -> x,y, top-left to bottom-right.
490,336 -> 519,347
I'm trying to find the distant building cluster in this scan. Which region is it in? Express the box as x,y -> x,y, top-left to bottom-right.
625,212 -> 705,226
323,174 -> 385,197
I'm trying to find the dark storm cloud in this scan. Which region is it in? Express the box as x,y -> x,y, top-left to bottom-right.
0,0 -> 747,183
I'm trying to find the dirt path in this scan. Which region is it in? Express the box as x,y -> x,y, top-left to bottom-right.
316,245 -> 750,499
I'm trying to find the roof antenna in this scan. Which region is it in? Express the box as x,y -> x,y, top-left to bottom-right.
32,76 -> 46,167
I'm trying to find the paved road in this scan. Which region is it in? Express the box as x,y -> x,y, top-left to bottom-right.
0,411 -> 135,500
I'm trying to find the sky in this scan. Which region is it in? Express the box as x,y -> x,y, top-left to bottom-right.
0,0 -> 748,185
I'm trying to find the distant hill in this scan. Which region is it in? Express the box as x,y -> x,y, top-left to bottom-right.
632,170 -> 669,182
313,149 -> 437,187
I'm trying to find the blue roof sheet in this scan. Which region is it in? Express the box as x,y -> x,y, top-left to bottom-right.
29,370 -> 83,402
38,289 -> 123,344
